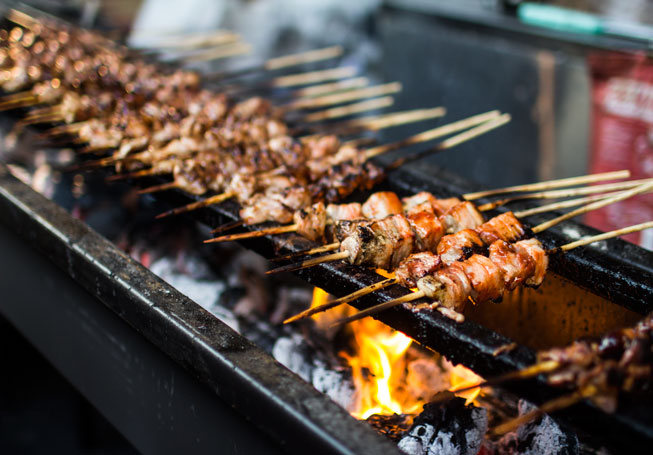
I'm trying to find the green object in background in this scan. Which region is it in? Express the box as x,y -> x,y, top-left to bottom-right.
518,3 -> 603,35
517,2 -> 653,43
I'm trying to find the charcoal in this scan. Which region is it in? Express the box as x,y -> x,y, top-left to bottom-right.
397,398 -> 487,455
366,414 -> 414,442
494,399 -> 579,455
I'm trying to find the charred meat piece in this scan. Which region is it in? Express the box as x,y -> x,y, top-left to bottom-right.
361,191 -> 403,220
476,211 -> 526,244
293,202 -> 327,242
459,254 -> 505,303
406,210 -> 445,252
488,239 -> 535,291
436,229 -> 485,266
513,238 -> 548,287
395,252 -> 442,288
415,262 -> 472,312
441,201 -> 485,234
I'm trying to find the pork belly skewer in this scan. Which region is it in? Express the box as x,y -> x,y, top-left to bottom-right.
267,175 -> 640,279
280,186 -> 633,324
328,184 -> 653,326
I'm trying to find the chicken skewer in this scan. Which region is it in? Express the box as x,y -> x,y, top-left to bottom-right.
152,111 -> 505,218
327,186 -> 653,326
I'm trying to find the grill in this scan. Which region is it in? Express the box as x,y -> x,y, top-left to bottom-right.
1,4 -> 653,454
2,156 -> 653,453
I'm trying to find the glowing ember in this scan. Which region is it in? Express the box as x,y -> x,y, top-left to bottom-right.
308,286 -> 486,420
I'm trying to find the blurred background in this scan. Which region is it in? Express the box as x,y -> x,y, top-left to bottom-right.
0,0 -> 651,453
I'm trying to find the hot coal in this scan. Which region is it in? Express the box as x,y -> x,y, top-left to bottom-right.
490,400 -> 579,455
366,413 -> 414,442
397,398 -> 487,455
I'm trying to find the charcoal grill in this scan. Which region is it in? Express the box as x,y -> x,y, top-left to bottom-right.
2,152 -> 653,453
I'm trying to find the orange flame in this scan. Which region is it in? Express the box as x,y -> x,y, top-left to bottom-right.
309,287 -> 485,420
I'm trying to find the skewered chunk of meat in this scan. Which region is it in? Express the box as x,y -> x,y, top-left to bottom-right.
326,202 -> 362,222
340,214 -> 415,270
436,229 -> 485,266
402,192 -> 461,216
406,210 -> 445,252
294,202 -> 327,242
513,238 -> 548,287
459,254 -> 505,303
415,262 -> 472,312
440,201 -> 485,234
488,240 -> 535,290
361,191 -> 403,220
395,252 -> 442,288
476,212 -> 526,245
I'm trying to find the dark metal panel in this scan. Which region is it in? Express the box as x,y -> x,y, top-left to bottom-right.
0,164 -> 400,455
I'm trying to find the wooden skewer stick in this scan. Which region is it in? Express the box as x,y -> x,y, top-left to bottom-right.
265,46 -> 344,70
272,242 -> 341,262
477,177 -> 653,211
204,223 -> 299,243
490,386 -> 595,437
329,292 -> 426,327
266,251 -> 350,274
290,77 -> 370,98
155,193 -> 236,220
283,277 -> 398,324
427,360 -> 562,405
283,82 -> 402,111
156,192 -> 237,219
513,190 -> 635,218
385,113 -> 511,170
551,221 -> 653,253
137,181 -> 180,195
204,46 -> 344,82
532,182 -> 653,234
300,97 -> 395,123
180,42 -> 252,64
464,170 -> 631,200
364,110 -> 501,161
297,77 -> 372,99
273,66 -> 359,88
136,30 -> 240,50
211,220 -> 245,235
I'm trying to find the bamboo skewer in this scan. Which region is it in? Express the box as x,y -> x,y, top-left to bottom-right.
363,110 -> 502,161
283,277 -> 398,324
531,182 -> 653,234
464,170 -> 631,200
490,386 -> 595,437
155,192 -> 237,218
550,221 -> 653,253
205,46 -> 344,81
272,243 -> 341,262
477,177 -> 653,211
179,42 -> 253,64
513,190 -> 637,218
274,67 -> 359,88
300,97 -> 395,122
283,83 -> 402,111
291,77 -> 370,98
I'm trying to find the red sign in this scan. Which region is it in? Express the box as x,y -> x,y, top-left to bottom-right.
587,52 -> 653,249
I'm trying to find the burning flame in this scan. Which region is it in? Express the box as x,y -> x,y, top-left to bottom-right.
308,287 -> 485,420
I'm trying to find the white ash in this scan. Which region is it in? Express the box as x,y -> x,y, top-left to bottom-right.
272,333 -> 355,411
148,256 -> 239,332
495,399 -> 579,455
397,399 -> 487,455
